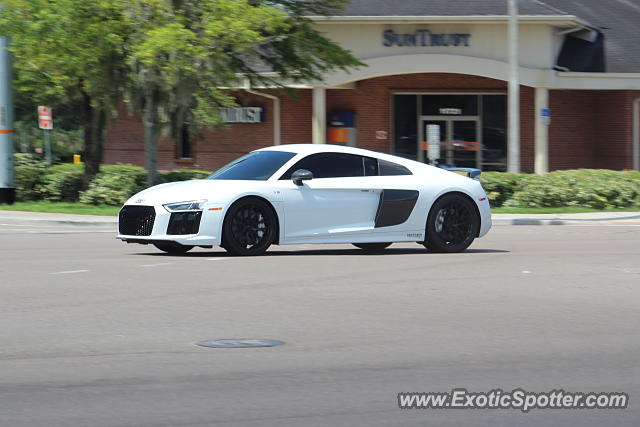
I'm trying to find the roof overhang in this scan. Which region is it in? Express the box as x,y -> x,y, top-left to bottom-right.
235,54 -> 640,91
308,14 -> 592,28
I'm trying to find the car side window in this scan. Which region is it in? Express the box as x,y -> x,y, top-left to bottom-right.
379,159 -> 412,176
279,153 -> 365,179
363,156 -> 379,176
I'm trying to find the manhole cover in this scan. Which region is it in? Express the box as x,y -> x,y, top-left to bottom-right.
196,339 -> 285,349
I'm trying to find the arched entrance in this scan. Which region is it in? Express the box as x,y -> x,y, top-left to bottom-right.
324,71 -> 516,171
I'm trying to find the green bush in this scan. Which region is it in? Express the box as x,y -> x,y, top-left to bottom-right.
501,169 -> 640,209
16,163 -> 83,202
480,172 -> 526,207
78,166 -> 211,206
14,153 -> 46,168
15,166 -> 45,201
15,162 -> 213,205
14,162 -> 640,210
79,165 -> 147,206
37,164 -> 84,202
159,169 -> 210,183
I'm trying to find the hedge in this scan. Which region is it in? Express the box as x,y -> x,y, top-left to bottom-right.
79,165 -> 148,206
14,163 -> 640,209
480,169 -> 640,209
15,164 -> 211,206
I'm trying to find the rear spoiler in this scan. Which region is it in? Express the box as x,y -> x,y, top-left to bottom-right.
437,165 -> 481,180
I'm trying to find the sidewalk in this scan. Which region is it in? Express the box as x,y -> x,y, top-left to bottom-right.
0,210 -> 117,227
491,211 -> 640,226
1,209 -> 640,227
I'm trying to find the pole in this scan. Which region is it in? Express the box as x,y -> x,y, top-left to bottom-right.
534,87 -> 549,174
44,129 -> 52,167
507,0 -> 520,173
312,87 -> 326,144
0,35 -> 15,204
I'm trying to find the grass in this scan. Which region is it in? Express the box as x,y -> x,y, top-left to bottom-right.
492,206 -> 640,214
0,201 -> 120,216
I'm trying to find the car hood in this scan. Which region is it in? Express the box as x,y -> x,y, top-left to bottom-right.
125,179 -> 266,206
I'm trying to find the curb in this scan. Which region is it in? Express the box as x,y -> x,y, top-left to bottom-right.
492,213 -> 640,226
493,219 -> 570,226
1,212 -> 640,228
0,216 -> 117,227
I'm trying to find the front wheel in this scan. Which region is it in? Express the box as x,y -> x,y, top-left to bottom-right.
153,242 -> 193,254
423,194 -> 479,253
352,242 -> 392,252
222,198 -> 277,256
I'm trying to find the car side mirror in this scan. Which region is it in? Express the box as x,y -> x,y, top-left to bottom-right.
291,169 -> 313,186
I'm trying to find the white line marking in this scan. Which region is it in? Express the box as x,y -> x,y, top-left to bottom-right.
139,263 -> 172,267
207,258 -> 226,261
522,270 -> 532,274
50,269 -> 89,275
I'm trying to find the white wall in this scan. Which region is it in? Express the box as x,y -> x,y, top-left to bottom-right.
317,23 -> 556,70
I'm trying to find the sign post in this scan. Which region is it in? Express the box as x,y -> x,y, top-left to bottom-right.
0,35 -> 15,204
427,124 -> 441,165
37,106 -> 53,167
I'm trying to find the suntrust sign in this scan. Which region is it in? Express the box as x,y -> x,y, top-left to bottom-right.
383,29 -> 471,47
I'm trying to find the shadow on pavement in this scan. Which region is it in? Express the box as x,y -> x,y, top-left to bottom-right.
134,247 -> 509,257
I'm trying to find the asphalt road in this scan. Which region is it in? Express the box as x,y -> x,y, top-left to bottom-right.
1,225 -> 639,426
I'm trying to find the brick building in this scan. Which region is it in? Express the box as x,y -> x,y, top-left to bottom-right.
104,0 -> 640,174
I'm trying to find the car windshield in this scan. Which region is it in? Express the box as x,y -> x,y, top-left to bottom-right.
208,150 -> 296,181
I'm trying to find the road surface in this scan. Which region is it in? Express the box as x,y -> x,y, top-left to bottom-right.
1,225 -> 638,426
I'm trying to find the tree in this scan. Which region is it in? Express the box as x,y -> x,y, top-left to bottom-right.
126,0 -> 362,185
0,0 -> 133,187
3,0 -> 362,188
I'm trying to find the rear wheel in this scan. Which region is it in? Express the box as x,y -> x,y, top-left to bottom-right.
153,242 -> 193,255
424,194 -> 479,253
352,242 -> 392,252
222,198 -> 277,256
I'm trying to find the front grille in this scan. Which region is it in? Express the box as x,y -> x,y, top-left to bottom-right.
119,206 -> 156,236
167,211 -> 202,235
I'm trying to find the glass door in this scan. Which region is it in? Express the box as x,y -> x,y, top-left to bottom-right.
421,117 -> 480,168
451,120 -> 479,168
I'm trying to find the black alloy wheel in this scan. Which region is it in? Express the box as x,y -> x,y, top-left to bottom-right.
424,193 -> 479,253
222,198 -> 277,256
352,242 -> 392,252
153,242 -> 194,254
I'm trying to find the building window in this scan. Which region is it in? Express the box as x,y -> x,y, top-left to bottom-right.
177,124 -> 192,159
481,95 -> 507,171
393,95 -> 417,158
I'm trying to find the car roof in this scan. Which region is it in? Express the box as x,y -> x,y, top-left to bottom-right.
257,143 -> 372,155
256,144 -> 420,167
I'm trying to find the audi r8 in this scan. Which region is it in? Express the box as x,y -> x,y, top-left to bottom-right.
117,144 -> 491,255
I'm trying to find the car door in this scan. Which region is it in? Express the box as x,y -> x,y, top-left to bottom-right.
276,152 -> 381,242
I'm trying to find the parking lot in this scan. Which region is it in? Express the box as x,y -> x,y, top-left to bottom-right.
1,225 -> 639,426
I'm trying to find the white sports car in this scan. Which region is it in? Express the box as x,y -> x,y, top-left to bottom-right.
118,144 -> 491,255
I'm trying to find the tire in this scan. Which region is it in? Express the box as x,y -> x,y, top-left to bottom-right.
352,242 -> 392,252
153,242 -> 194,254
222,198 -> 277,256
423,193 -> 479,253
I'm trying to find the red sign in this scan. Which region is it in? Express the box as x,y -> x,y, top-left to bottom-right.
38,119 -> 53,130
375,130 -> 388,140
38,106 -> 51,117
38,106 -> 53,130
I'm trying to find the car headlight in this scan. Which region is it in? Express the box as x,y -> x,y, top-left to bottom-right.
163,199 -> 207,212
